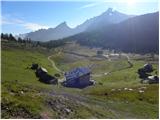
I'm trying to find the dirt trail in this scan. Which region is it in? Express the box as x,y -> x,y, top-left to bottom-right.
122,53 -> 133,68
48,55 -> 62,73
48,55 -> 65,82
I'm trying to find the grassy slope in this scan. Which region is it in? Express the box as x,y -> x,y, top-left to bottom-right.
51,43 -> 159,118
1,42 -> 159,118
1,46 -> 59,118
1,43 -> 117,118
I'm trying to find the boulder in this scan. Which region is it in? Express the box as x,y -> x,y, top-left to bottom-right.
31,63 -> 38,70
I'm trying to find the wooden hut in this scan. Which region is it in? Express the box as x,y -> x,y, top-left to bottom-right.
63,67 -> 93,88
36,67 -> 57,84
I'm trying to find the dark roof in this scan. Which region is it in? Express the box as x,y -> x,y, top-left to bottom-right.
65,67 -> 90,80
144,63 -> 152,68
38,67 -> 48,73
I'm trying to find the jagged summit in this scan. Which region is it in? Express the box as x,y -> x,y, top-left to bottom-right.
102,8 -> 124,16
21,9 -> 133,41
55,21 -> 71,30
56,21 -> 67,27
105,8 -> 114,14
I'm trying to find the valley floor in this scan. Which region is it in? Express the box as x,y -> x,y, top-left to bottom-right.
1,42 -> 159,119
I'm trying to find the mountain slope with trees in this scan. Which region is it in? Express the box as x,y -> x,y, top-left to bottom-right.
66,12 -> 159,54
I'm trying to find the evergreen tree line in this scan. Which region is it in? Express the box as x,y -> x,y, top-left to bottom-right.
1,33 -> 32,43
40,39 -> 67,49
1,33 -> 66,49
1,33 -> 17,41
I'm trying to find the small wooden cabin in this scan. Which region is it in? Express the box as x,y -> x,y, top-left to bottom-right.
63,67 -> 93,88
35,67 -> 57,84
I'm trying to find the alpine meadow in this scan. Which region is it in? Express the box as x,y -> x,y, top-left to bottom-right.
1,1 -> 159,119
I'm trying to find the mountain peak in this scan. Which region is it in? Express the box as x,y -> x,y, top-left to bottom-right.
57,21 -> 68,27
61,21 -> 67,25
107,8 -> 113,13
102,8 -> 127,16
54,21 -> 71,30
100,8 -> 115,16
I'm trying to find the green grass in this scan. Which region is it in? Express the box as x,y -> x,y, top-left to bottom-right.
2,87 -> 43,118
51,52 -> 130,74
2,49 -> 59,87
2,41 -> 159,119
50,44 -> 159,119
1,46 -> 60,118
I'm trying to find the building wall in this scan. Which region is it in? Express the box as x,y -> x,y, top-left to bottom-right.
67,78 -> 76,85
78,73 -> 90,85
66,73 -> 90,86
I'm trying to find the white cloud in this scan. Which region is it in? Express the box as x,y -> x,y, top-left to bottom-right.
1,16 -> 49,31
79,0 -> 158,9
23,23 -> 49,30
1,17 -> 12,25
80,2 -> 101,9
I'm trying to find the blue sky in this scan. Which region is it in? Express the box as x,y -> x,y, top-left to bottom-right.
1,0 -> 159,35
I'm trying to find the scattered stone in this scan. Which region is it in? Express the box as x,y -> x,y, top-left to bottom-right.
139,90 -> 144,93
111,89 -> 115,91
104,72 -> 108,75
40,112 -> 50,119
141,87 -> 146,89
64,108 -> 71,114
60,116 -> 65,119
118,89 -> 121,91
20,91 -> 24,94
124,88 -> 128,90
138,87 -> 147,90
128,88 -> 133,91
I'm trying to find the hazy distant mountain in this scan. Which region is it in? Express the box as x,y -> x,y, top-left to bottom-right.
22,8 -> 133,41
22,22 -> 74,41
66,12 -> 159,54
